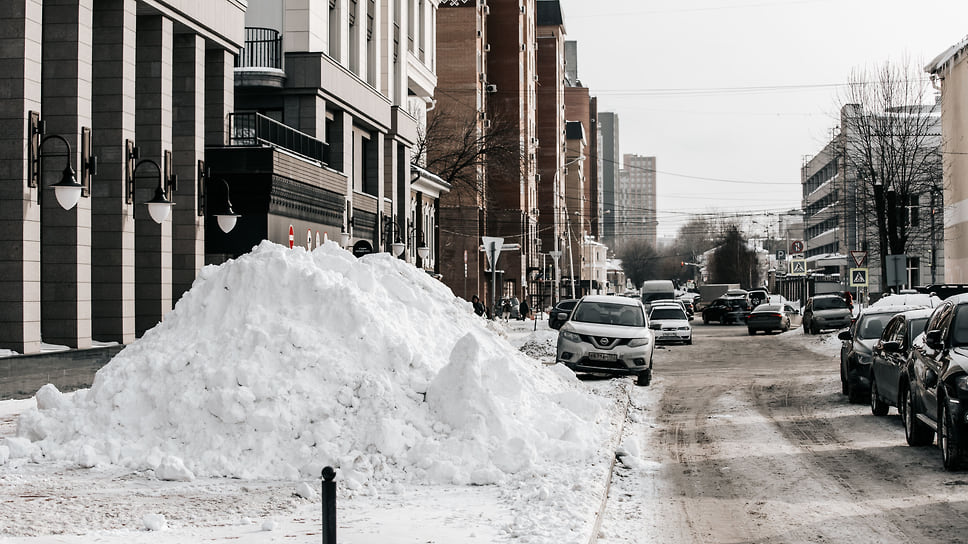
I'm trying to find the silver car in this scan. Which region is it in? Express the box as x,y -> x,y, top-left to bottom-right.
802,294 -> 853,334
555,295 -> 655,386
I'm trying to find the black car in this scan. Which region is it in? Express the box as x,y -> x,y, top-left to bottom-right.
869,308 -> 932,416
549,299 -> 579,330
902,294 -> 968,470
701,297 -> 750,325
838,305 -> 916,404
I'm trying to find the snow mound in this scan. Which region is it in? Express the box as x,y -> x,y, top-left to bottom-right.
12,241 -> 608,484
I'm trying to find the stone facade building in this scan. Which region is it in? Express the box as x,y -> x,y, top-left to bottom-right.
1,0 -> 245,355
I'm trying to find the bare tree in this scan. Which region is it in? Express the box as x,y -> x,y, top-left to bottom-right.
841,59 -> 943,289
616,239 -> 660,289
415,103 -> 525,209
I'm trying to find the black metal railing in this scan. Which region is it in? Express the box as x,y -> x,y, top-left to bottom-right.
229,112 -> 328,164
236,27 -> 282,70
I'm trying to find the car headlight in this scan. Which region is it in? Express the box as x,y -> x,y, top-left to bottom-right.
629,336 -> 651,347
677,326 -> 690,331
560,330 -> 581,343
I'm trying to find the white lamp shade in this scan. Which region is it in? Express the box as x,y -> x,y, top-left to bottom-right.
216,214 -> 238,233
391,242 -> 405,257
147,201 -> 173,224
417,245 -> 430,260
53,185 -> 83,211
340,231 -> 351,247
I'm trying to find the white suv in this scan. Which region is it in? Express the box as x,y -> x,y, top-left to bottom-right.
555,295 -> 655,386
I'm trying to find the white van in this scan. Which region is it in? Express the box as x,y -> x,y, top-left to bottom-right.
641,280 -> 676,310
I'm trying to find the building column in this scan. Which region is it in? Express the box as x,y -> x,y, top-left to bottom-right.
41,0 -> 94,350
205,48 -> 234,148
91,0 -> 136,344
171,32 -> 205,302
0,0 -> 43,354
134,15 -> 173,336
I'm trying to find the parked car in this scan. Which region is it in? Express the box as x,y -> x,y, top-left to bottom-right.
748,288 -> 770,309
555,295 -> 655,386
802,294 -> 852,334
838,305 -> 921,403
652,298 -> 692,320
676,295 -> 696,319
902,294 -> 968,469
549,299 -> 579,330
746,303 -> 797,334
869,308 -> 932,416
701,297 -> 750,325
648,303 -> 693,345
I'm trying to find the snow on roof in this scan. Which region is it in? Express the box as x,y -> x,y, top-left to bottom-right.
10,240 -> 609,483
926,35 -> 968,75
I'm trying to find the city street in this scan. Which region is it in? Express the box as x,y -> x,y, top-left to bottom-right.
599,320 -> 968,543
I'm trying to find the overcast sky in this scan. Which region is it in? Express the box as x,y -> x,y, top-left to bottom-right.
556,0 -> 967,238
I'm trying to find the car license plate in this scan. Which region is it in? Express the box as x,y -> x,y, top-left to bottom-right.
588,352 -> 617,361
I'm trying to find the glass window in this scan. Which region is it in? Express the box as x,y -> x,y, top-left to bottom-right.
650,308 -> 686,321
907,317 -> 928,345
858,314 -> 893,340
951,305 -> 968,347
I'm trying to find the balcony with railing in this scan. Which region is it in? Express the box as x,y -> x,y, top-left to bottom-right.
229,112 -> 328,165
235,27 -> 285,88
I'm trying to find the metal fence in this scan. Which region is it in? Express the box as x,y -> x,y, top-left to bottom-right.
236,27 -> 282,69
229,112 -> 328,164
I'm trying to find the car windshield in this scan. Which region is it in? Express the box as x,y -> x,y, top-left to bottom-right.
857,314 -> 894,339
814,297 -> 848,310
907,317 -> 928,344
650,308 -> 686,321
573,302 -> 644,327
952,305 -> 968,347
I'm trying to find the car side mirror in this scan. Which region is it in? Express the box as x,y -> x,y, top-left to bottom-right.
881,340 -> 901,353
925,368 -> 939,389
837,331 -> 852,341
924,329 -> 943,349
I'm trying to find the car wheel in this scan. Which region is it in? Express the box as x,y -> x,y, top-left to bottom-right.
703,315 -> 709,325
840,362 -> 849,396
870,377 -> 889,416
941,399 -> 965,471
847,379 -> 866,404
903,386 -> 934,447
686,337 -> 692,345
748,328 -> 755,335
636,369 -> 652,387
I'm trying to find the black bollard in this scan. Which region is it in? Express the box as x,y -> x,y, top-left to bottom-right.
321,466 -> 337,544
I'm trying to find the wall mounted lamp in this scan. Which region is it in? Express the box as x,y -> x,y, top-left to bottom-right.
195,160 -> 240,233
28,111 -> 97,210
133,155 -> 176,224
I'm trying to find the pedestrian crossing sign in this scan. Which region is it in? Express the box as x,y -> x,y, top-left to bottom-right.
849,267 -> 869,287
789,258 -> 806,276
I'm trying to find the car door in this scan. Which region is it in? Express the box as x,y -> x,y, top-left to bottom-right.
912,304 -> 953,424
874,315 -> 904,404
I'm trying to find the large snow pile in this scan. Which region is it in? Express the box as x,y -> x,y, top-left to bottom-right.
7,241 -> 608,485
